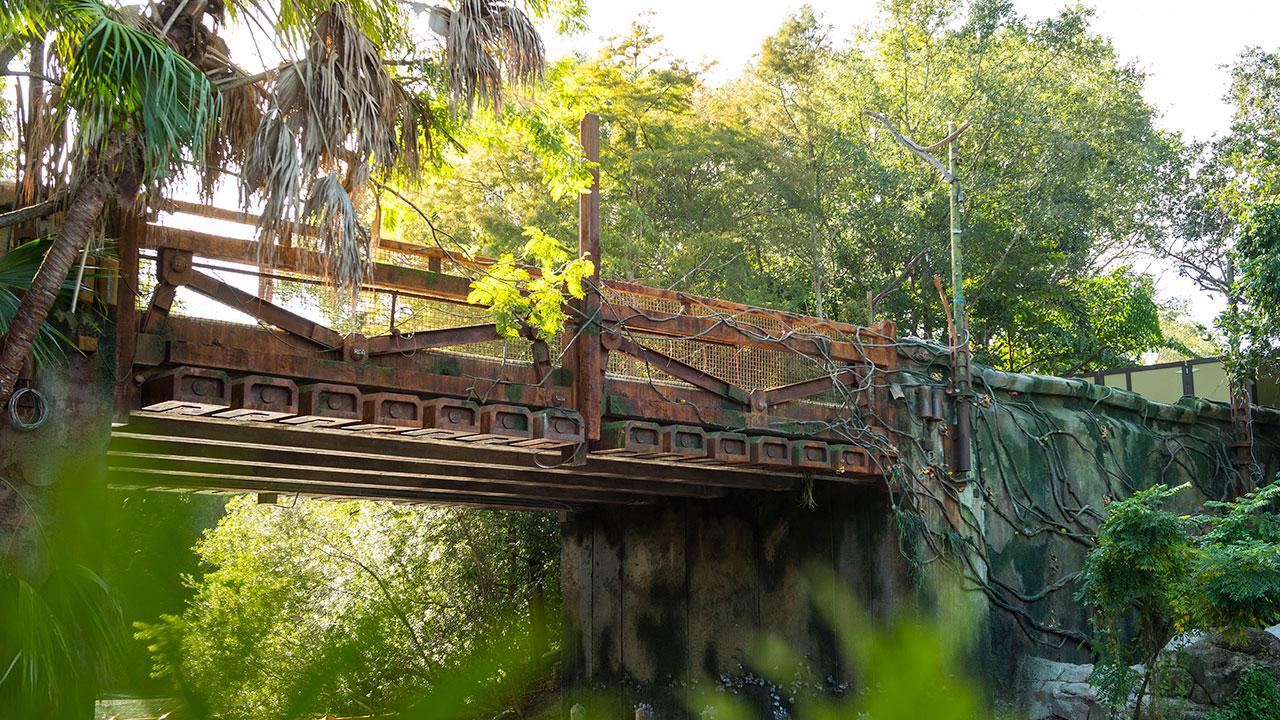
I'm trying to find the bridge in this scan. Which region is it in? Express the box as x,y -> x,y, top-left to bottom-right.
106,118 -> 910,510
7,116 -> 1279,719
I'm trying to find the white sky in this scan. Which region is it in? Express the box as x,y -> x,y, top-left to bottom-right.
543,0 -> 1280,327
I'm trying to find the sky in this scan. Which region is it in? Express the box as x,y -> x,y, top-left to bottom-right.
541,0 -> 1280,326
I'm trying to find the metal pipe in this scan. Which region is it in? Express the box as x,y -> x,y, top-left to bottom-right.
949,123 -> 972,476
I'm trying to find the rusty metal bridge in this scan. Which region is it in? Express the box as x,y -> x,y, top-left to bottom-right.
107,119 -> 902,510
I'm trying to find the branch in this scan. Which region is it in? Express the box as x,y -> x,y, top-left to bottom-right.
864,110 -> 967,185
0,194 -> 64,229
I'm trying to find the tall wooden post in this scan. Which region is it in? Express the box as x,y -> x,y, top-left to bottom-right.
112,209 -> 145,424
576,113 -> 603,442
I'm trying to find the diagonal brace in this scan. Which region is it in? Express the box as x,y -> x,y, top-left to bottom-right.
366,324 -> 500,356
613,334 -> 750,407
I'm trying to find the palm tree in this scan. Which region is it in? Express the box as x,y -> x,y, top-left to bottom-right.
0,0 -> 551,401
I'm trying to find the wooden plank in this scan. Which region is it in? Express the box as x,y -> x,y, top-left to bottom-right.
107,452 -> 662,505
109,434 -> 723,499
107,467 -> 571,511
115,414 -> 797,490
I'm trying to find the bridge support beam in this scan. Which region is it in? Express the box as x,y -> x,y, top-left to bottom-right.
560,483 -> 911,719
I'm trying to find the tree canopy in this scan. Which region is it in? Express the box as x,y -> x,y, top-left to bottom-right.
405,0 -> 1179,374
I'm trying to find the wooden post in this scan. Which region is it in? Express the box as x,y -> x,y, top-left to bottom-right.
576,113 -> 603,442
112,209 -> 145,424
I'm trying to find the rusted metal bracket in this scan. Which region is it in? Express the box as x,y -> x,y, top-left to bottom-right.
608,332 -> 750,407
366,324 -> 500,356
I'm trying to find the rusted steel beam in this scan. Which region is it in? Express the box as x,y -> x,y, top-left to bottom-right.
140,367 -> 230,415
366,324 -> 500,356
595,420 -> 661,456
215,375 -> 298,421
688,432 -> 751,465
611,335 -> 750,406
763,369 -> 859,406
283,383 -> 363,427
600,304 -> 896,368
149,317 -> 884,455
141,282 -> 178,333
183,268 -> 346,349
349,392 -> 422,433
114,211 -> 145,420
576,112 -> 605,442
791,440 -> 831,470
516,408 -> 584,449
748,436 -> 792,468
144,225 -> 475,303
473,404 -> 534,444
409,397 -> 480,439
166,338 -> 555,406
601,384 -> 866,440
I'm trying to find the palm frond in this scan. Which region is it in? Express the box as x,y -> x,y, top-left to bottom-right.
0,238 -> 85,367
51,0 -> 219,187
304,171 -> 371,294
432,0 -> 545,114
241,2 -> 416,297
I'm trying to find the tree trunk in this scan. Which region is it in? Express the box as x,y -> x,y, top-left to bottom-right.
0,178 -> 112,401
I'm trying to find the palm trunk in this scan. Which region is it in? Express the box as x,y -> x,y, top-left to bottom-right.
0,178 -> 112,401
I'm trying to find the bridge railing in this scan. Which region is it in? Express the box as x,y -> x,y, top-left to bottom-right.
112,149 -> 900,487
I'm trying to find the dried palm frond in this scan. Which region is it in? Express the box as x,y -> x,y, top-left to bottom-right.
240,108 -> 303,251
303,170 -> 370,294
241,2 -> 418,297
431,0 -> 545,114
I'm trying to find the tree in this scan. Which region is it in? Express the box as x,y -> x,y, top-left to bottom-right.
403,2 -> 1180,374
1078,480 -> 1280,719
137,497 -> 560,719
1157,47 -> 1280,381
0,0 -> 568,401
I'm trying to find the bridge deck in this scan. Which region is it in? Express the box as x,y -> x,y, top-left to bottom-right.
108,171 -> 901,507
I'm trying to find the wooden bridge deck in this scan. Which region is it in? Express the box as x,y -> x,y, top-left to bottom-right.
108,126 -> 901,508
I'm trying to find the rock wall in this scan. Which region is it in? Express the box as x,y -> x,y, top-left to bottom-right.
561,344 -> 1280,717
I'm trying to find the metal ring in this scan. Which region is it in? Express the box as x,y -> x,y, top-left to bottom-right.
8,386 -> 49,431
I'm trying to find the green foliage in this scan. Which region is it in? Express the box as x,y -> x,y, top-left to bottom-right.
139,497 -> 560,720
0,238 -> 85,367
684,571 -> 991,720
2,0 -> 219,187
466,226 -> 593,342
405,3 -> 1175,374
0,563 -> 123,719
1206,666 -> 1280,720
1079,480 -> 1280,714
